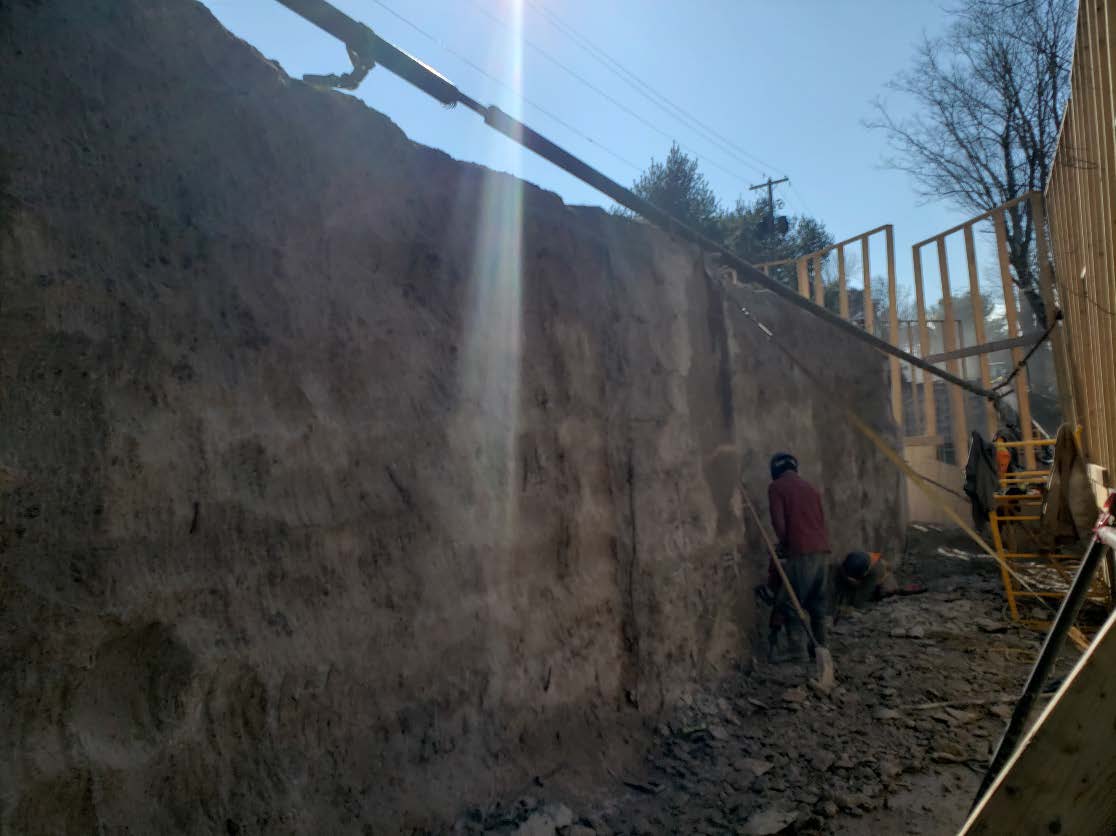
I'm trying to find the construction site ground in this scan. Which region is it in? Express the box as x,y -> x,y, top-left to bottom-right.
450,527 -> 1078,836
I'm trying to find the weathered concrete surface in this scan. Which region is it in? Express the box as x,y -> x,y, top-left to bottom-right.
0,1 -> 903,832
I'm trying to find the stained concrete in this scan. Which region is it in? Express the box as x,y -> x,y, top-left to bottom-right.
0,1 -> 903,831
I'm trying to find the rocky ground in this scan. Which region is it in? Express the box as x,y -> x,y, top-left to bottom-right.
447,528 -> 1080,836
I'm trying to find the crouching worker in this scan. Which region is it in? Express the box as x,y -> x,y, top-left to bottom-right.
766,452 -> 830,663
835,551 -> 897,609
834,551 -> 926,617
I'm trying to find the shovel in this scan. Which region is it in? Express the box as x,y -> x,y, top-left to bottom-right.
741,490 -> 836,692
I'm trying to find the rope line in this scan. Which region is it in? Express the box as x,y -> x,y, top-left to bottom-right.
910,471 -> 969,501
991,311 -> 1061,394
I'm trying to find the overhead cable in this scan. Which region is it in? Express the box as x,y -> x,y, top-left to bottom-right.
368,0 -> 642,173
524,0 -> 777,177
460,0 -> 757,186
520,2 -> 823,215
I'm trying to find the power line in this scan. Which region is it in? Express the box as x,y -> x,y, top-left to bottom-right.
367,0 -> 642,173
461,0 -> 757,186
527,0 -> 765,171
788,181 -> 817,219
524,0 -> 780,177
520,1 -> 828,219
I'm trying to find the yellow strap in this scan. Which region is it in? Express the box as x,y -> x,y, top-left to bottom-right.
846,412 -> 997,554
843,411 -> 1062,616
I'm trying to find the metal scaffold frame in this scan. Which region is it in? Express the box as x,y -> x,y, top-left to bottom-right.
988,435 -> 1112,634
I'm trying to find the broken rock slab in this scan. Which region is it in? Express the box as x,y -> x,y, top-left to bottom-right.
810,750 -> 836,772
889,624 -> 926,639
781,686 -> 808,704
832,790 -> 873,815
736,757 -> 774,778
817,800 -> 839,819
975,618 -> 1010,633
742,807 -> 798,835
877,759 -> 903,782
513,804 -> 574,836
557,826 -> 596,836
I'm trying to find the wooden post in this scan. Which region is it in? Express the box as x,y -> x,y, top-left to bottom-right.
1077,7 -> 1104,464
814,255 -> 825,307
992,210 -> 1036,468
796,258 -> 809,298
1047,158 -> 1090,454
1104,0 -> 1116,472
1030,193 -> 1077,427
937,237 -> 969,466
1061,100 -> 1095,446
1077,4 -> 1099,455
886,226 -> 903,430
1068,73 -> 1099,453
912,246 -> 937,439
964,224 -> 996,439
1087,2 -> 1116,471
837,245 -> 849,319
1049,181 -> 1080,425
861,236 -> 873,333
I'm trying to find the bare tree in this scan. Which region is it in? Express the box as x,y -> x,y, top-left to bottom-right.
867,0 -> 1075,328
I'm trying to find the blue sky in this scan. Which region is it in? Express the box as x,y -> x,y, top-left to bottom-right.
199,0 -> 978,305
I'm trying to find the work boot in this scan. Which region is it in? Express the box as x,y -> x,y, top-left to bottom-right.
768,624 -> 808,664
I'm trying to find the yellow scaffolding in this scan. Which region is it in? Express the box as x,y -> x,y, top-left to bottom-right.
989,435 -> 1112,632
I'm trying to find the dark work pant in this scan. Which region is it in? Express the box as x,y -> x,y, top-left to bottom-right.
776,552 -> 829,647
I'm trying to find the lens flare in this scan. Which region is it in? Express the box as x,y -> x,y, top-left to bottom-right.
457,0 -> 526,551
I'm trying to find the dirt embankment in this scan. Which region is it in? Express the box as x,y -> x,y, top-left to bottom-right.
0,1 -> 902,832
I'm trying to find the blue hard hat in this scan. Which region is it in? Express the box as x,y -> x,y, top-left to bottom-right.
843,551 -> 872,580
769,452 -> 798,481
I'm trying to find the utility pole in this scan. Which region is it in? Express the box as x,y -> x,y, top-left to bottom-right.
745,175 -> 790,234
749,176 -> 789,230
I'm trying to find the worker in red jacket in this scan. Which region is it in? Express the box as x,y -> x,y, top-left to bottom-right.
766,452 -> 831,663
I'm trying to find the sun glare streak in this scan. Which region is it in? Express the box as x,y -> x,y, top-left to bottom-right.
459,0 -> 526,555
